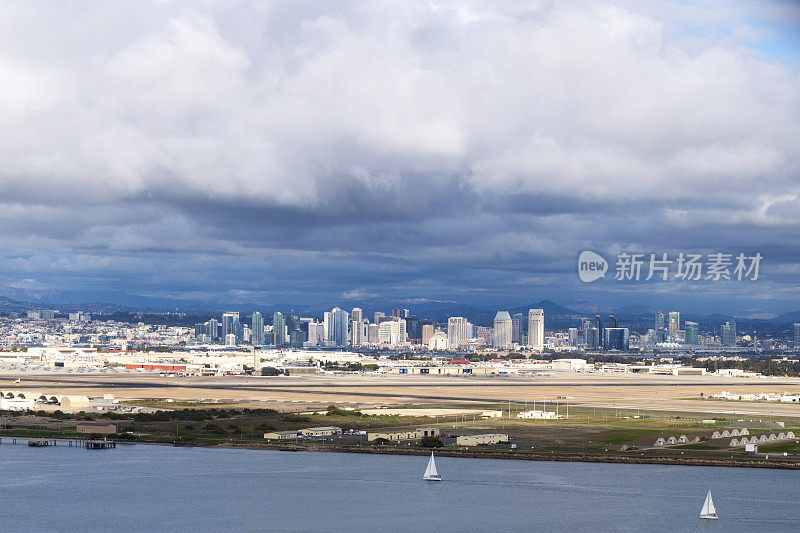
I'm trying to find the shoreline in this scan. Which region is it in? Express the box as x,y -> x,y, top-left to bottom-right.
16,434 -> 790,470
217,442 -> 800,469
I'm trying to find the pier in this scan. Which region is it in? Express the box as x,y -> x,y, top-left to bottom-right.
28,438 -> 57,447
2,437 -> 116,449
84,439 -> 116,449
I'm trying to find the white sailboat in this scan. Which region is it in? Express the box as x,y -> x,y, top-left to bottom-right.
700,490 -> 718,520
423,452 -> 441,481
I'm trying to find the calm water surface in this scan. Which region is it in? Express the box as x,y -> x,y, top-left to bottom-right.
1,442 -> 798,532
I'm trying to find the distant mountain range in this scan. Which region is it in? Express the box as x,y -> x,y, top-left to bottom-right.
0,288 -> 217,312
775,310 -> 800,323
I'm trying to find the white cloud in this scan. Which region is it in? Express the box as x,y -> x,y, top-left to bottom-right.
0,0 -> 796,308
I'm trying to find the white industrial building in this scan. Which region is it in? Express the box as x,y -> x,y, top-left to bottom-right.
456,434 -> 508,446
0,397 -> 34,410
517,410 -> 562,419
368,427 -> 440,442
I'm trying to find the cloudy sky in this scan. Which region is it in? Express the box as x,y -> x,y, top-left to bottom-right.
0,0 -> 798,314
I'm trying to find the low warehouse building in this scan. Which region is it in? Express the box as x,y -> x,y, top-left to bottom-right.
672,367 -> 706,376
264,430 -> 298,440
517,410 -> 560,419
298,426 -> 343,437
368,427 -> 440,442
0,398 -> 34,411
551,359 -> 588,372
59,395 -> 92,408
76,422 -> 116,434
456,434 -> 509,446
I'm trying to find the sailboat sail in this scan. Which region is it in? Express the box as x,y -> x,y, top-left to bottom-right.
423,452 -> 441,481
700,491 -> 718,519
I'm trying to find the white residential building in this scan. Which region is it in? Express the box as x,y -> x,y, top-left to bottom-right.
350,308 -> 364,346
528,308 -> 544,351
378,318 -> 407,346
306,322 -> 325,346
428,331 -> 448,350
367,323 -> 379,344
447,317 -> 470,350
325,307 -> 349,347
493,311 -> 512,349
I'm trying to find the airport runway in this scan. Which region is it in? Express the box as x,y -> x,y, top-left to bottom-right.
3,371 -> 800,417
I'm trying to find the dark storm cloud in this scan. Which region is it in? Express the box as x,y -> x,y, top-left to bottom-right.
0,0 -> 798,313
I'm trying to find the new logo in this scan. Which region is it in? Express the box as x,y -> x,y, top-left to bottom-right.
578,251 -> 607,283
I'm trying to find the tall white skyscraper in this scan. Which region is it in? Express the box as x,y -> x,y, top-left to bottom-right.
323,311 -> 332,343
351,308 -> 364,346
329,307 -> 349,346
528,308 -> 544,351
447,317 -> 470,349
493,311 -> 512,349
222,311 -> 240,340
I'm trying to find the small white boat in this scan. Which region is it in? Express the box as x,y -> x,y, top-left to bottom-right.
423,452 -> 441,481
700,490 -> 718,520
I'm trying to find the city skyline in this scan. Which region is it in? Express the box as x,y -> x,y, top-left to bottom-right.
185,303 -> 797,352
0,1 -> 798,315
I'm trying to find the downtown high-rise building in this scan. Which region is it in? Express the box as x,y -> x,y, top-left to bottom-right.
405,315 -> 420,341
511,313 -> 524,344
528,309 -> 544,350
685,321 -> 699,345
392,308 -> 409,319
795,323 -> 800,351
326,307 -> 349,346
493,311 -> 513,349
350,308 -> 364,346
603,328 -> 630,350
251,312 -> 264,346
655,311 -> 666,342
273,312 -> 286,346
568,327 -> 578,347
447,317 -> 470,350
222,312 -> 238,337
222,312 -> 241,342
378,317 -> 407,345
323,311 -> 332,341
588,327 -> 600,349
722,320 -> 737,347
205,318 -> 219,341
307,321 -> 324,346
367,323 -> 379,344
421,324 -> 435,345
580,318 -> 592,346
668,312 -> 680,340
